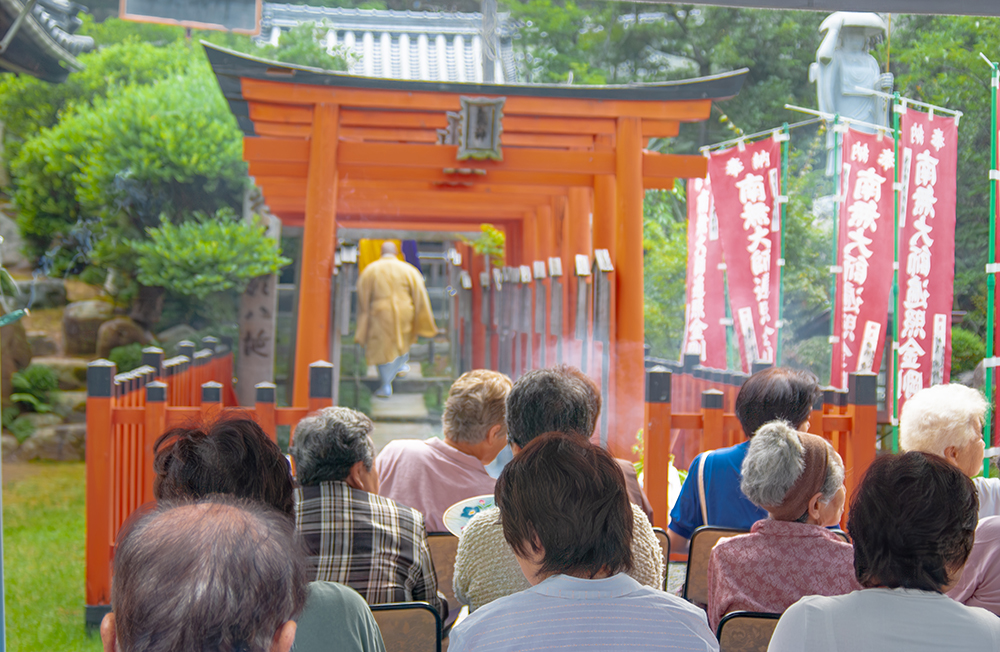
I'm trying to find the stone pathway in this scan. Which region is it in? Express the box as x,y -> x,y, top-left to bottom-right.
367,364 -> 440,452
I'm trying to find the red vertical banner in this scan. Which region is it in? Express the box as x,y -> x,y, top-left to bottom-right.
682,177 -> 728,369
708,139 -> 782,372
896,109 -> 958,408
830,128 -> 896,389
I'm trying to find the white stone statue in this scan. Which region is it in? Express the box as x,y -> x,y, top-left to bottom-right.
810,12 -> 893,175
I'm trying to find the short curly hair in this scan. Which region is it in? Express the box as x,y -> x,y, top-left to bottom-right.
899,384 -> 987,457
849,452 -> 977,591
290,407 -> 375,486
442,370 -> 512,445
153,417 -> 294,516
505,365 -> 600,448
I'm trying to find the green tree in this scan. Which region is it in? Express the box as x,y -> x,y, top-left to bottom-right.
132,211 -> 291,300
12,66 -> 246,270
0,39 -> 193,162
643,186 -> 688,358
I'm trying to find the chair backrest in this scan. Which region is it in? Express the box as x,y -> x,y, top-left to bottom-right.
682,526 -> 748,607
426,532 -> 459,613
716,611 -> 781,652
370,602 -> 441,652
652,527 -> 671,591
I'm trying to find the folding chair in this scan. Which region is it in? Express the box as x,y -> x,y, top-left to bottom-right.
652,527 -> 671,591
370,602 -> 442,652
716,611 -> 781,652
681,526 -> 748,607
427,532 -> 460,630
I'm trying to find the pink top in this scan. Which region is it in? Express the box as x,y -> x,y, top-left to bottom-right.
707,518 -> 861,632
948,516 -> 1000,616
375,437 -> 495,533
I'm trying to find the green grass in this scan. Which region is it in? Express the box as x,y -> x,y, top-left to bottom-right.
3,462 -> 101,652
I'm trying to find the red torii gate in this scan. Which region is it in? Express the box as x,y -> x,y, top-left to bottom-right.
206,42 -> 746,462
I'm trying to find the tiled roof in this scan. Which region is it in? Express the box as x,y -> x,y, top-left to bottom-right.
0,0 -> 94,82
260,3 -> 519,83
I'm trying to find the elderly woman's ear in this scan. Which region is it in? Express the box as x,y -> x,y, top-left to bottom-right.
807,485 -> 846,528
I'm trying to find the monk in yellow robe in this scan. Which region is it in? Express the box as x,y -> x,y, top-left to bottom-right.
355,241 -> 438,398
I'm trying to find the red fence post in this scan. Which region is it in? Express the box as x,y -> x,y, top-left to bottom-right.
308,361 -> 335,415
645,366 -> 672,529
845,373 -> 878,501
143,381 -> 167,504
201,381 -> 223,421
701,389 -> 725,454
255,382 -> 278,443
85,359 -> 116,623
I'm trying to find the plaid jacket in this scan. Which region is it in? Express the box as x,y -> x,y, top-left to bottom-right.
295,481 -> 445,617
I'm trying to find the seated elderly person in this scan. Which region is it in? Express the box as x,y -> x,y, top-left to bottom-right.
449,433 -> 718,652
768,452 -> 1000,652
101,496 -> 306,652
947,516 -> 1000,616
669,367 -> 822,555
291,407 -> 445,618
453,366 -> 663,612
899,383 -> 997,519
153,417 -> 386,652
707,421 -> 859,631
376,369 -> 512,532
154,416 -> 296,517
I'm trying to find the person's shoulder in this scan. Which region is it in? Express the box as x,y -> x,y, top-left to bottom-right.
305,580 -> 369,611
974,476 -> 1000,497
368,491 -> 425,525
377,438 -> 431,461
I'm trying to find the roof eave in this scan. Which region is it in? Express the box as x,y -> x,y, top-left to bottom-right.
203,41 -> 747,103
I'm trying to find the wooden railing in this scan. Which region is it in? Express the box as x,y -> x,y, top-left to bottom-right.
83,341 -> 337,625
643,365 -> 878,531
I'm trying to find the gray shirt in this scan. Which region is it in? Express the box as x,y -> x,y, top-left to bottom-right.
293,581 -> 386,652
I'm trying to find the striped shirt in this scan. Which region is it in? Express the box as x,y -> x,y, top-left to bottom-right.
294,481 -> 445,617
448,573 -> 719,651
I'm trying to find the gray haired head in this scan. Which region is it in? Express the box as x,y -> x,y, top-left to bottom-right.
741,420 -> 844,515
290,407 -> 376,486
109,495 -> 307,652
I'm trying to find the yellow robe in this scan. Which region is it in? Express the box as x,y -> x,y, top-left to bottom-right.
355,256 -> 438,366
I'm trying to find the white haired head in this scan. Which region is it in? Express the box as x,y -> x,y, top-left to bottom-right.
899,384 -> 987,457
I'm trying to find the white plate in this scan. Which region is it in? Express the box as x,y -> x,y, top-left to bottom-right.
442,494 -> 495,536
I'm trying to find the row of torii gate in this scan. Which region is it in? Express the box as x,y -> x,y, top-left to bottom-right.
207,43 -> 748,462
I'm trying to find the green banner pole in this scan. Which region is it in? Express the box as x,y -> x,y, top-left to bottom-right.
891,92 -> 902,453
986,61 -> 998,477
829,115 -> 842,386
776,123 -> 790,366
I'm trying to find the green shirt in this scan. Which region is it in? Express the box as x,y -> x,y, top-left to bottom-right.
293,581 -> 386,652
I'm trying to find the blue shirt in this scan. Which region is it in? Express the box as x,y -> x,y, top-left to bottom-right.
448,573 -> 719,651
667,441 -> 767,540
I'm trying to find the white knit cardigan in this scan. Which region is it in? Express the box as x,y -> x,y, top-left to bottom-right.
452,504 -> 664,612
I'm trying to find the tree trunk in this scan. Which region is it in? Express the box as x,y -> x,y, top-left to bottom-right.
130,285 -> 165,330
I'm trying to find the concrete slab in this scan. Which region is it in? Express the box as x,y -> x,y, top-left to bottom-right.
370,421 -> 441,453
370,393 -> 428,420
365,364 -> 424,379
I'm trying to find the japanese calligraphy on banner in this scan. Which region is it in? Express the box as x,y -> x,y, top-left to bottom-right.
707,139 -> 782,372
830,127 -> 896,389
682,177 -> 727,368
897,109 -> 957,407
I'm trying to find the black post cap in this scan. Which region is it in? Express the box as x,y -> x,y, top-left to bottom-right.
177,340 -> 196,360
201,336 -> 220,352
702,389 -> 724,409
751,361 -> 772,375
645,366 -> 671,404
146,381 -> 167,403
309,361 -> 334,399
849,372 -> 877,407
141,347 -> 164,374
255,382 -> 276,403
201,381 -> 223,404
194,350 -> 212,366
823,387 -> 838,405
87,359 -> 117,398
683,353 -> 700,374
